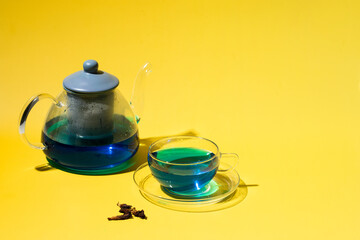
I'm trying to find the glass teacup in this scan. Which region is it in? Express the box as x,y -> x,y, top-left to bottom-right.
147,136 -> 239,196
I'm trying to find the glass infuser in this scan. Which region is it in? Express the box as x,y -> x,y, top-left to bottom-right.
19,60 -> 151,174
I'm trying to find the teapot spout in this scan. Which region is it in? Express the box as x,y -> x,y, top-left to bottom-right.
130,62 -> 152,123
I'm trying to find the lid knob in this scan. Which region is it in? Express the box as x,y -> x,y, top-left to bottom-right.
83,60 -> 98,73
63,60 -> 119,93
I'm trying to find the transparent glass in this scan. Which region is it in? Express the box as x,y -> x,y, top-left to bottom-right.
133,162 -> 242,212
43,89 -> 138,146
130,62 -> 151,122
38,89 -> 139,171
147,136 -> 239,197
19,62 -> 151,174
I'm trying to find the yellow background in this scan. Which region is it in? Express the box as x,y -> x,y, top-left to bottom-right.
1,0 -> 360,239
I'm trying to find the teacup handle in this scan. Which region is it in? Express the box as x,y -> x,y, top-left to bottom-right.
218,153 -> 239,173
19,93 -> 57,150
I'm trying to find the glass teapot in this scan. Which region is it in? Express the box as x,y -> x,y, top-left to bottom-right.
19,60 -> 151,174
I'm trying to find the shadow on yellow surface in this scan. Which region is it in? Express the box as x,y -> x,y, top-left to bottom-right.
35,163 -> 56,171
33,129 -> 257,212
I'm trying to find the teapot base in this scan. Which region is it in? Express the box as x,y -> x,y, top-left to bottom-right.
46,155 -> 138,175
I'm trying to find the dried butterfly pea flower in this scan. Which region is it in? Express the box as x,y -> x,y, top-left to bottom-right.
108,203 -> 147,221
132,209 -> 147,219
118,203 -> 132,209
108,212 -> 132,221
119,208 -> 132,214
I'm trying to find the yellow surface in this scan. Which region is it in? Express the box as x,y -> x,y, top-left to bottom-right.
1,0 -> 360,239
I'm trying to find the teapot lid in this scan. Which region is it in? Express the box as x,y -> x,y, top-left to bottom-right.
63,60 -> 119,93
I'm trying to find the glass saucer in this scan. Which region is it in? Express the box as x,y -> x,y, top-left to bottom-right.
133,162 -> 244,212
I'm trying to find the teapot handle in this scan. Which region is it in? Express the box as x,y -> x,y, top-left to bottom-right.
218,153 -> 239,173
19,93 -> 57,150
